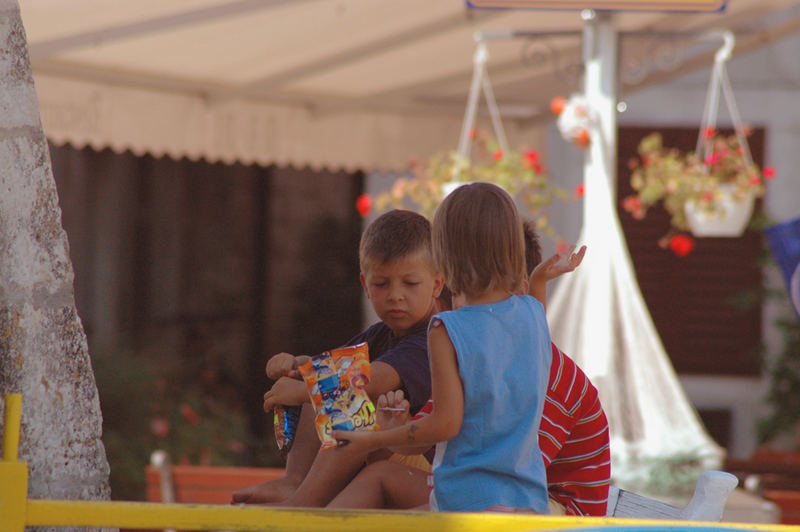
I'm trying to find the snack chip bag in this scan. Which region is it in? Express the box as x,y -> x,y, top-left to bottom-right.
298,342 -> 377,449
273,404 -> 301,458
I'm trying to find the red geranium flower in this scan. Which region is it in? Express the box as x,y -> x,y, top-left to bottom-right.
180,403 -> 201,426
762,166 -> 776,179
493,150 -> 504,161
356,193 -> 372,218
669,234 -> 695,257
622,195 -> 642,213
150,417 -> 170,438
523,150 -> 539,169
704,152 -> 723,166
574,183 -> 585,198
703,127 -> 716,139
550,96 -> 567,115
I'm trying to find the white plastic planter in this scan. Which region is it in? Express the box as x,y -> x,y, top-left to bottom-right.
684,184 -> 755,238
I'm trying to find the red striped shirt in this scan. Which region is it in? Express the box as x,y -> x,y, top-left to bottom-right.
540,343 -> 610,516
413,343 -> 610,516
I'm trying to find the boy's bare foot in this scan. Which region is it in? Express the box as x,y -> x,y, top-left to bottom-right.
230,476 -> 298,504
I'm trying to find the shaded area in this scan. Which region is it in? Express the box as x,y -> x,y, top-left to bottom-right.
49,143 -> 363,498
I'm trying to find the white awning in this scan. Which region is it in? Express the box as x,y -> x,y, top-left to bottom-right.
21,0 -> 800,171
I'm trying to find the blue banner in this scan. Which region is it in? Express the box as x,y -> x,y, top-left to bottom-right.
765,216 -> 800,317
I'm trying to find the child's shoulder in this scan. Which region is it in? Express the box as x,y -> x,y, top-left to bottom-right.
366,320 -> 427,348
516,293 -> 545,313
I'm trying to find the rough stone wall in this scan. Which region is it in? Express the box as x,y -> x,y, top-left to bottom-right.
0,0 -> 111,512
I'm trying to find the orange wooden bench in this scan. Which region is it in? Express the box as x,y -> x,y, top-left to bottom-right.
145,451 -> 285,504
762,490 -> 800,525
725,452 -> 800,524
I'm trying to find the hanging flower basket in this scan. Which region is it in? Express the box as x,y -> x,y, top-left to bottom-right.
684,183 -> 756,237
371,133 -> 569,239
621,32 -> 778,254
621,130 -> 775,249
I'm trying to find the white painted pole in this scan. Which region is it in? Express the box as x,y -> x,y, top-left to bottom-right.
575,10 -> 618,379
581,9 -> 618,220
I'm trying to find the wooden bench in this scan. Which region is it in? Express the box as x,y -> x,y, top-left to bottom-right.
725,454 -> 800,492
725,453 -> 800,524
146,451 -> 284,504
148,451 -> 736,521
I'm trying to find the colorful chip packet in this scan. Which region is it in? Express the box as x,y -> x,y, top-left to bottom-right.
298,343 -> 378,449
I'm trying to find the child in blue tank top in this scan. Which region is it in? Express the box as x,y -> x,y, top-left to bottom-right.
333,182 -> 551,513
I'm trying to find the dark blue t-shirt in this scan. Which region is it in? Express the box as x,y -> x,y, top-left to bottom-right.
344,321 -> 430,415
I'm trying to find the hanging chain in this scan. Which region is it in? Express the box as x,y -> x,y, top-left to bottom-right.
695,31 -> 753,167
454,36 -> 510,182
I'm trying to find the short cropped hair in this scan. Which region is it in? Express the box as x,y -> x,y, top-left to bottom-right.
522,218 -> 543,275
432,182 -> 525,298
359,209 -> 433,273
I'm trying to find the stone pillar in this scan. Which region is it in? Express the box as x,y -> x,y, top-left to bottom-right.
0,0 -> 112,512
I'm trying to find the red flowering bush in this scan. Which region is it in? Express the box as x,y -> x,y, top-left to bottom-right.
93,347 -> 279,500
374,133 -> 568,238
621,130 -> 774,253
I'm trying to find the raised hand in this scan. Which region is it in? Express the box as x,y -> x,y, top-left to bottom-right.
532,244 -> 587,284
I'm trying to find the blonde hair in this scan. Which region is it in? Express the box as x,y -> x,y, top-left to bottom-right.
432,182 -> 525,298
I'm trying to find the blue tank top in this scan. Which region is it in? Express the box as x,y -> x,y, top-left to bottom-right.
430,294 -> 551,513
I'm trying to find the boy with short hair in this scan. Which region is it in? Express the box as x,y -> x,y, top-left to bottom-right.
231,209 -> 443,506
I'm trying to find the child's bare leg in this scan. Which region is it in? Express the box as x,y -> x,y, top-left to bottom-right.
231,404 -> 318,504
273,442 -> 373,507
327,461 -> 429,509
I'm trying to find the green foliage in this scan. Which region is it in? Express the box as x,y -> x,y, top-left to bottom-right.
757,298 -> 800,446
728,241 -> 800,448
623,451 -> 712,497
92,346 -> 282,500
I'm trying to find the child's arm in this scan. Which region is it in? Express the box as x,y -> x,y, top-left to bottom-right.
333,321 -> 462,452
365,361 -> 403,402
375,392 -> 433,456
529,245 -> 586,310
266,352 -> 311,379
262,353 -> 313,410
263,378 -> 308,410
